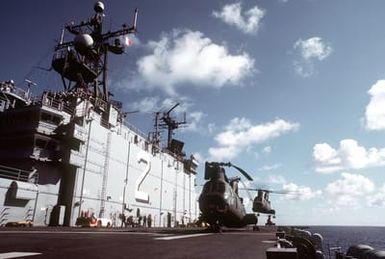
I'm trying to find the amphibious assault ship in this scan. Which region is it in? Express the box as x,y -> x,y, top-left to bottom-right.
0,2 -> 198,227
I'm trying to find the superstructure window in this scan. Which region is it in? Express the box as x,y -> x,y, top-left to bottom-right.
40,111 -> 62,125
47,141 -> 58,151
34,136 -> 59,151
35,139 -> 47,149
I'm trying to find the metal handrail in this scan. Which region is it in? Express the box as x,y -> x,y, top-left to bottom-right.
0,164 -> 38,183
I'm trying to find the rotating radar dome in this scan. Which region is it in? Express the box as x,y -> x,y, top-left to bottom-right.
74,34 -> 94,55
94,2 -> 105,13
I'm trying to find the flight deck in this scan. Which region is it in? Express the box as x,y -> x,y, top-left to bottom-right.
0,227 -> 277,259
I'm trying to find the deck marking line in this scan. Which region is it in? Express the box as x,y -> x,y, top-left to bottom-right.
261,240 -> 276,244
154,233 -> 212,240
0,231 -> 165,236
0,252 -> 42,258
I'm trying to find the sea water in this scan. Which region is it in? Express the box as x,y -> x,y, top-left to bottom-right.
308,226 -> 385,258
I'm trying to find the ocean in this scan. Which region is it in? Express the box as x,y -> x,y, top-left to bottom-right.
307,226 -> 385,258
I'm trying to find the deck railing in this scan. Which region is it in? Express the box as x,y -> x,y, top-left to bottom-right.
0,164 -> 38,184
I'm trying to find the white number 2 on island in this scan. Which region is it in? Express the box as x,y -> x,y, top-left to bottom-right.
135,150 -> 151,203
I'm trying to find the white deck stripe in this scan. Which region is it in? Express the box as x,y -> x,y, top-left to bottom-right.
0,252 -> 42,258
0,231 -> 165,236
154,233 -> 212,240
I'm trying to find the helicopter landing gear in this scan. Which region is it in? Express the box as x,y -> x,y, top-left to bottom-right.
207,221 -> 222,233
266,215 -> 276,226
253,217 -> 259,231
210,224 -> 222,233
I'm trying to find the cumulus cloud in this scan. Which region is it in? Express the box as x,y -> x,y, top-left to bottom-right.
365,80 -> 385,130
183,111 -> 207,132
326,173 -> 375,206
295,37 -> 332,61
293,37 -> 332,77
368,184 -> 385,207
282,183 -> 321,201
134,30 -> 255,95
313,139 -> 385,173
209,118 -> 299,160
129,96 -> 191,113
212,3 -> 265,35
129,96 -> 159,113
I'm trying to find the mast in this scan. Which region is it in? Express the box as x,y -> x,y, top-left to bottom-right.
52,2 -> 138,109
153,103 -> 187,156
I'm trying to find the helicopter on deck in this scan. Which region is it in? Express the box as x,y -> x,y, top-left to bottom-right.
247,188 -> 295,226
252,189 -> 276,215
198,162 -> 257,232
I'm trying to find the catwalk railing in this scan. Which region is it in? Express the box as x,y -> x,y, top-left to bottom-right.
0,164 -> 38,184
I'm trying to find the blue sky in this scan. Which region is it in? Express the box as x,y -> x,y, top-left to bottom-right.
2,0 -> 385,225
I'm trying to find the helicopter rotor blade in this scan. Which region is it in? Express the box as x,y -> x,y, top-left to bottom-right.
244,188 -> 302,195
238,179 -> 254,202
229,163 -> 253,181
207,161 -> 254,181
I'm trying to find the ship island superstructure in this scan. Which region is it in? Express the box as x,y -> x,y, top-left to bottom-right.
0,2 -> 198,227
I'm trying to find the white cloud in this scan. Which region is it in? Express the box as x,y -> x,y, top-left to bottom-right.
263,146 -> 272,154
129,97 -> 159,113
129,96 -> 191,113
209,145 -> 239,161
258,164 -> 282,171
368,184 -> 385,207
326,173 -> 375,206
267,174 -> 286,185
212,3 -> 265,35
295,37 -> 332,61
209,118 -> 299,160
365,80 -> 385,130
183,111 -> 207,132
313,143 -> 343,173
282,183 -> 321,201
134,30 -> 255,95
313,139 -> 385,173
293,37 -> 332,77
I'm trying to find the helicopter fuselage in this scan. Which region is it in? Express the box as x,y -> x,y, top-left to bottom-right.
199,178 -> 255,228
252,199 -> 276,215
252,190 -> 276,215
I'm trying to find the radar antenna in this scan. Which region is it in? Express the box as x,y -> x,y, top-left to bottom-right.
52,2 -> 138,111
152,103 -> 187,155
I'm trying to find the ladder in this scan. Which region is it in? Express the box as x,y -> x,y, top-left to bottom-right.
99,132 -> 111,218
